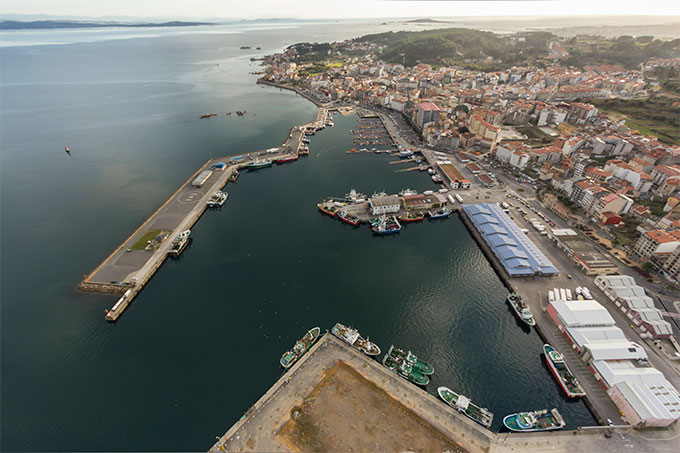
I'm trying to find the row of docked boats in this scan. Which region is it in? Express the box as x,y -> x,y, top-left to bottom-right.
506,293 -> 586,398
278,322 -> 571,432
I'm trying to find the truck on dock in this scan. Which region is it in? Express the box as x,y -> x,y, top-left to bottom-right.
230,155 -> 245,163
192,170 -> 213,188
455,193 -> 463,203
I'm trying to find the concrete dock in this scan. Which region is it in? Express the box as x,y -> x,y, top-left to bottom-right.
210,332 -> 493,453
80,105 -> 332,321
210,332 -> 680,453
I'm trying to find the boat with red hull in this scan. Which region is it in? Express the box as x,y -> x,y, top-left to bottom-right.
337,210 -> 361,226
543,344 -> 586,398
274,154 -> 298,164
398,212 -> 425,223
317,202 -> 339,217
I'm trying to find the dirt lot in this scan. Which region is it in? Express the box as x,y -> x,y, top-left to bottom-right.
278,361 -> 466,452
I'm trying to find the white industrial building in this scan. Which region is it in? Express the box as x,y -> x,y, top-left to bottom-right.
594,275 -> 673,339
368,195 -> 401,215
546,296 -> 680,427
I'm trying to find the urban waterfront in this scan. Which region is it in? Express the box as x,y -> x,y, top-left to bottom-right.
1,23 -> 594,451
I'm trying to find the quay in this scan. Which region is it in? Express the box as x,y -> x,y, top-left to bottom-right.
210,331 -> 680,453
210,332 -> 493,453
80,103 -> 333,321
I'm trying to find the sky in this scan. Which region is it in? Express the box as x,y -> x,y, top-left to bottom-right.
1,0 -> 679,20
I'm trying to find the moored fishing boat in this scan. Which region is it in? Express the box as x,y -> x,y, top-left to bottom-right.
228,170 -> 240,182
382,345 -> 429,385
274,154 -> 298,164
398,188 -> 418,196
206,190 -> 228,208
317,202 -> 339,217
507,293 -> 536,326
398,212 -> 425,223
428,208 -> 452,219
167,230 -> 190,257
371,215 -> 401,234
337,210 -> 361,226
245,158 -> 272,169
280,327 -> 321,369
437,386 -> 494,428
503,408 -> 565,432
544,344 -> 586,398
331,323 -> 381,356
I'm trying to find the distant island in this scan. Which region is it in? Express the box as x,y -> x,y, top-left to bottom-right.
0,20 -> 215,30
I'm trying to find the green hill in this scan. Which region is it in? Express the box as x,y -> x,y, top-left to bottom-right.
356,28 -> 553,69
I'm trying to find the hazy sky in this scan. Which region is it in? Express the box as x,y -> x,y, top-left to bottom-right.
2,0 -> 679,20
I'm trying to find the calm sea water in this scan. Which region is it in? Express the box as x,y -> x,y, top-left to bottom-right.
1,22 -> 595,451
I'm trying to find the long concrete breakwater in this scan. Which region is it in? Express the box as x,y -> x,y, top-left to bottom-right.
80,98 -> 332,321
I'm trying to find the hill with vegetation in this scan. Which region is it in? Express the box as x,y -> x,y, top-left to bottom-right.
563,35 -> 680,69
591,96 -> 680,145
354,28 -> 553,69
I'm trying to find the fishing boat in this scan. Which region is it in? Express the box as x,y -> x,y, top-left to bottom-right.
428,208 -> 452,219
200,113 -> 217,119
382,345 -> 430,385
437,386 -> 494,428
337,210 -> 361,226
503,409 -> 565,432
317,202 -> 339,217
345,188 -> 367,202
544,344 -> 586,398
331,323 -> 381,356
299,146 -> 309,156
398,188 -> 418,196
507,293 -> 536,327
280,327 -> 321,369
228,170 -> 240,182
371,215 -> 401,234
206,190 -> 228,208
398,212 -> 425,223
245,158 -> 272,169
274,154 -> 298,164
167,230 -> 190,257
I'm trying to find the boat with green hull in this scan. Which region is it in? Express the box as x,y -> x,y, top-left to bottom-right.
245,158 -> 272,169
437,386 -> 493,428
280,327 -> 321,369
503,408 -> 565,432
382,345 -> 431,385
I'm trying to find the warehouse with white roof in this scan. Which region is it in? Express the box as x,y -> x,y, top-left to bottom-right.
546,295 -> 680,427
594,275 -> 673,339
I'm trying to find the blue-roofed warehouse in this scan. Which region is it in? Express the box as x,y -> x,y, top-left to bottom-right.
461,203 -> 559,277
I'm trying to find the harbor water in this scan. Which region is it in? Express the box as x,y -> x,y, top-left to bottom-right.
1,22 -> 595,451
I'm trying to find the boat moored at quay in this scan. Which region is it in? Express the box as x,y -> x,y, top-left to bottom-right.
244,158 -> 273,169
331,323 -> 381,356
280,327 -> 321,369
167,230 -> 191,257
544,344 -> 586,398
274,154 -> 298,164
503,408 -> 565,432
337,210 -> 361,226
428,208 -> 452,219
370,215 -> 401,234
398,212 -> 425,223
437,386 -> 494,428
206,190 -> 228,208
507,293 -> 536,327
317,201 -> 339,217
382,345 -> 431,385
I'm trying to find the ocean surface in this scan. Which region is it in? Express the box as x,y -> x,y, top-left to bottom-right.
1,21 -> 595,451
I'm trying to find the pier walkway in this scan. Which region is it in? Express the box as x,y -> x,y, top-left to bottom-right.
80,104 -> 331,320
